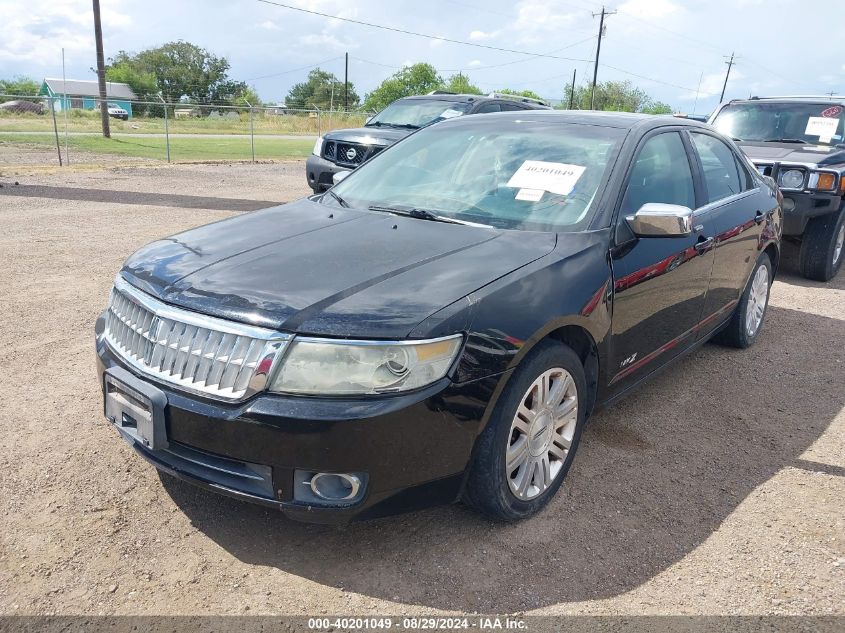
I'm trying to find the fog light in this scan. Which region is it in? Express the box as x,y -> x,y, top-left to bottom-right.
311,472 -> 361,501
782,198 -> 795,212
293,469 -> 367,506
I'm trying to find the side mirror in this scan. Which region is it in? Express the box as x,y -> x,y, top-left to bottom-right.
626,202 -> 694,237
332,171 -> 350,185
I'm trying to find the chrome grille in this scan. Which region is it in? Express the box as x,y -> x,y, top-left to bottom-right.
104,278 -> 290,401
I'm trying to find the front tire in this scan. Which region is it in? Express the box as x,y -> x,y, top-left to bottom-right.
712,253 -> 772,349
799,208 -> 845,281
463,341 -> 586,521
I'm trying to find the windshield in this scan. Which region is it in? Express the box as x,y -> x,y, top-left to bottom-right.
327,118 -> 625,232
712,102 -> 845,145
366,99 -> 473,129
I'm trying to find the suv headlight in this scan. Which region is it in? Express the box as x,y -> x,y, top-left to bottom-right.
778,169 -> 805,189
269,335 -> 463,395
312,136 -> 323,156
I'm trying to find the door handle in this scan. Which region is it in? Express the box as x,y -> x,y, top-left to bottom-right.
754,210 -> 766,225
694,236 -> 715,252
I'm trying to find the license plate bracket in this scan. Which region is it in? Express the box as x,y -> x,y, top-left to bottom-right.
104,366 -> 168,451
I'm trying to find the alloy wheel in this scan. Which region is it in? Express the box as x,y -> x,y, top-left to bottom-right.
834,223 -> 844,267
506,368 -> 578,501
745,265 -> 769,337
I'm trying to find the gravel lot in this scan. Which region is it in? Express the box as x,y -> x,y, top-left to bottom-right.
0,155 -> 843,618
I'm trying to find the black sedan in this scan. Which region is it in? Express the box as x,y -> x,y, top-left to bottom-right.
95,111 -> 781,522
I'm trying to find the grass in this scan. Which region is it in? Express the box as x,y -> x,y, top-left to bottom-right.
0,110 -> 368,136
0,133 -> 314,162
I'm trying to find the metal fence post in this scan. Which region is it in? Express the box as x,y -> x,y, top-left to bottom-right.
49,96 -> 63,167
246,101 -> 255,163
316,107 -> 321,137
159,95 -> 170,163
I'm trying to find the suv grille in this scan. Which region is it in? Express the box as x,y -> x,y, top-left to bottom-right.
104,279 -> 290,401
322,141 -> 384,167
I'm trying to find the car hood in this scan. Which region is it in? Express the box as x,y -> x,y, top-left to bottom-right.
323,126 -> 411,146
120,199 -> 557,339
737,141 -> 845,167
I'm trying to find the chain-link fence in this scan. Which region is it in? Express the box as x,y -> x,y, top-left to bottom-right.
0,94 -> 374,166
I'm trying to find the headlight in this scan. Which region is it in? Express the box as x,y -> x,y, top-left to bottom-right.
269,335 -> 463,395
778,169 -> 805,189
312,136 -> 323,156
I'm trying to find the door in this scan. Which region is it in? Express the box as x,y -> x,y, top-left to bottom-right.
609,131 -> 716,389
687,131 -> 770,339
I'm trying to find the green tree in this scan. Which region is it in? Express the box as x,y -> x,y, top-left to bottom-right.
561,80 -> 672,114
363,63 -> 443,111
443,73 -> 482,95
106,41 -> 258,106
0,76 -> 40,103
641,101 -> 673,115
286,68 -> 360,110
497,88 -> 543,101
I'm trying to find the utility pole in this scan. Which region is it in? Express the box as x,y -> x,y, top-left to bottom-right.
92,0 -> 111,138
719,52 -> 735,103
568,69 -> 577,110
344,52 -> 349,112
590,6 -> 615,110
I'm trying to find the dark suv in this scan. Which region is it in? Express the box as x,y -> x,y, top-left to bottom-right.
710,96 -> 845,280
305,92 -> 551,193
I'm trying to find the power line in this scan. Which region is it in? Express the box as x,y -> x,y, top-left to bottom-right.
246,55 -> 345,81
255,0 -> 591,62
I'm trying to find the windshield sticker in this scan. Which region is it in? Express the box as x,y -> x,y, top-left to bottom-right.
506,161 -> 586,196
821,105 -> 843,118
805,116 -> 839,142
439,108 -> 464,119
515,188 -> 544,202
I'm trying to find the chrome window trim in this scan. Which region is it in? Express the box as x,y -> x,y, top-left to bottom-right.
693,188 -> 760,217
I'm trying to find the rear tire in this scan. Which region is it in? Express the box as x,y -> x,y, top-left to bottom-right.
799,208 -> 845,281
712,253 -> 772,349
463,340 -> 586,521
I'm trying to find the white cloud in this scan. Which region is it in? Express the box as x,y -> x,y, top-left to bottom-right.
0,0 -> 131,66
617,0 -> 678,19
510,1 -> 583,45
469,30 -> 499,41
467,59 -> 482,67
298,31 -> 358,50
258,20 -> 280,30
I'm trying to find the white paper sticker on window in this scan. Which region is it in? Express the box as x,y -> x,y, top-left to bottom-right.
515,188 -> 544,202
805,116 -> 839,142
506,161 -> 586,196
440,108 -> 463,119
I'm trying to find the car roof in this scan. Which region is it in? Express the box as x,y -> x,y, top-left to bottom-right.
726,96 -> 845,106
398,93 -> 550,109
431,109 -> 709,131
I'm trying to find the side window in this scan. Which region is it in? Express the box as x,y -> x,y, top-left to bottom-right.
690,132 -> 743,202
475,102 -> 501,113
499,102 -> 525,111
621,132 -> 695,215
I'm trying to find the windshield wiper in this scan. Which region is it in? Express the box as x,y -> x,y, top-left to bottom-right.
326,189 -> 349,208
367,121 -> 419,129
763,138 -> 807,144
368,205 -> 491,228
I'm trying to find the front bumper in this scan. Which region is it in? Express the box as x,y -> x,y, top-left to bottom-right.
95,317 -> 499,523
781,192 -> 843,235
305,155 -> 350,193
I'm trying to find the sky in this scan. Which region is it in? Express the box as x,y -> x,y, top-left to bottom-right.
1,0 -> 844,114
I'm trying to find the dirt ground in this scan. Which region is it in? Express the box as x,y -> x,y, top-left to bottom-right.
0,154 -> 843,618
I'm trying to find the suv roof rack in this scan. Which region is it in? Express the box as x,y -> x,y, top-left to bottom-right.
746,95 -> 845,102
487,92 -> 549,107
427,90 -> 457,95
